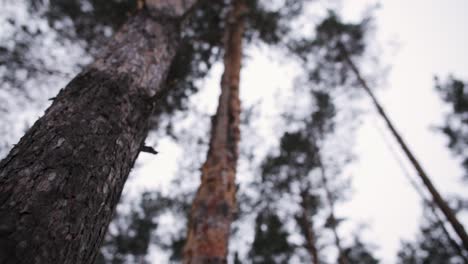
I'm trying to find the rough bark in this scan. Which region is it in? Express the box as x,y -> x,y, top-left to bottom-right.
299,190 -> 320,264
338,43 -> 468,252
183,0 -> 245,263
0,2 -> 198,263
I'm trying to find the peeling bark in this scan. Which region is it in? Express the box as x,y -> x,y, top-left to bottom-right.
183,0 -> 245,263
0,3 -> 197,263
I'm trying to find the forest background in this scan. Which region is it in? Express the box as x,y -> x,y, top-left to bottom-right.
0,0 -> 467,263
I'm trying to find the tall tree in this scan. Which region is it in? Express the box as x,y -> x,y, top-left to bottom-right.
310,90 -> 348,264
1,0 -> 227,155
297,189 -> 321,264
339,35 -> 468,253
248,11 -> 381,262
260,129 -> 323,263
73,0 -> 308,262
0,1 -> 199,263
342,236 -> 378,264
397,203 -> 467,264
257,123 -> 377,264
182,0 -> 246,262
319,161 -> 347,264
257,88 -> 367,263
434,76 -> 468,180
249,210 -> 295,264
292,12 -> 468,252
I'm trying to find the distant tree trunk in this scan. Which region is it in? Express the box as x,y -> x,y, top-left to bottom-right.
298,189 -> 320,264
338,43 -> 468,252
318,160 -> 347,264
183,0 -> 245,263
374,120 -> 468,260
0,2 -> 198,263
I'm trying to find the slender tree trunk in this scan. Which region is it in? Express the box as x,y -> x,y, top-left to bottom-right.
374,119 -> 468,260
424,202 -> 468,261
0,2 -> 198,263
183,0 -> 245,263
338,43 -> 468,252
299,189 -> 320,264
317,160 -> 347,264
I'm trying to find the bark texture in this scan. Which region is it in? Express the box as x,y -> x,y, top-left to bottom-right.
0,3 -> 197,263
338,43 -> 468,252
183,0 -> 245,263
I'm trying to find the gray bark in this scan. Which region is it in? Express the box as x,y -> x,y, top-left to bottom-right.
0,4 -> 196,263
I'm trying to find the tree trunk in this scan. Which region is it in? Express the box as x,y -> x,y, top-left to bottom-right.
299,190 -> 320,264
338,43 -> 468,252
318,160 -> 347,264
0,2 -> 198,263
374,121 -> 468,260
183,0 -> 245,263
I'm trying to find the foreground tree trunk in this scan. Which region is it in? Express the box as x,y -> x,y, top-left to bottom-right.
183,0 -> 245,263
0,1 -> 198,263
338,43 -> 468,252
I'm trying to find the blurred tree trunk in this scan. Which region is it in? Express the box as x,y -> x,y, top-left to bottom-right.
0,2 -> 198,263
318,162 -> 347,264
183,0 -> 245,263
298,190 -> 320,264
338,43 -> 468,252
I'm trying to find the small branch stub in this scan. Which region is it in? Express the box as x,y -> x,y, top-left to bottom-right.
140,145 -> 158,155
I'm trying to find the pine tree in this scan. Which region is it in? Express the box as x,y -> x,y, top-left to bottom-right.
297,189 -> 321,264
339,28 -> 468,253
292,11 -> 468,252
343,236 -> 379,264
397,204 -> 468,264
183,0 -> 245,262
434,76 -> 468,180
249,210 -> 295,264
0,1 -> 199,263
1,0 -> 229,154
257,90 -> 362,263
85,0 -> 309,262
